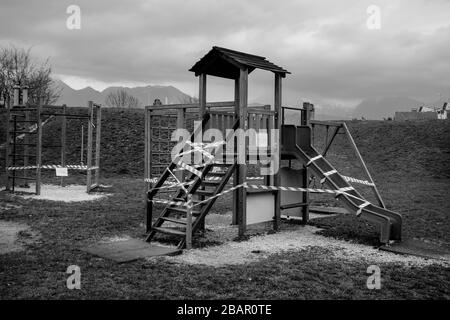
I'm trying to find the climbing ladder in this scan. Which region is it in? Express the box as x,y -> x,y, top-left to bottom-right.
146,115 -> 239,249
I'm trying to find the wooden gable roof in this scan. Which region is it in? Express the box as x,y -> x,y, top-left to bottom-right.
189,46 -> 290,79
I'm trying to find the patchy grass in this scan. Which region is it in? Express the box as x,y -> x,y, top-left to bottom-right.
1,115 -> 449,299
1,176 -> 449,299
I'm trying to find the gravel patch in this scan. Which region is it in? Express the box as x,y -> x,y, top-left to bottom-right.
164,225 -> 450,268
14,184 -> 110,202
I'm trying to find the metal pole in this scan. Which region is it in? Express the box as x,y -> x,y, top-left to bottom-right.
342,122 -> 385,208
185,194 -> 193,250
36,100 -> 42,195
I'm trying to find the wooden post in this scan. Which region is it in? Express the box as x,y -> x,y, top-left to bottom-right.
232,78 -> 240,225
13,85 -> 19,106
22,86 -> 28,105
144,107 -> 150,191
176,108 -> 186,183
185,194 -> 193,250
5,95 -> 11,191
273,73 -> 282,231
199,74 -> 207,119
238,69 -> 248,237
36,100 -> 42,195
20,109 -> 30,187
86,101 -> 94,192
61,104 -> 67,187
302,164 -> 309,224
94,105 -> 102,186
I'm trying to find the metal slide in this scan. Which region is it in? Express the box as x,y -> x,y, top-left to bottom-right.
282,125 -> 402,244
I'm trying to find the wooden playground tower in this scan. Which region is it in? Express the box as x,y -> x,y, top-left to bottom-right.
145,46 -> 304,248
144,46 -> 402,250
3,85 -> 102,195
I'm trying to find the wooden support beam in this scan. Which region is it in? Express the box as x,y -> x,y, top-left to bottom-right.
176,108 -> 186,183
302,165 -> 309,224
5,96 -> 11,191
185,194 -> 193,250
237,69 -> 248,237
86,101 -> 94,192
232,78 -> 239,225
94,105 -> 102,186
273,73 -> 282,231
61,104 -> 67,187
36,100 -> 42,195
322,125 -> 341,157
144,108 -> 150,192
199,74 -> 207,118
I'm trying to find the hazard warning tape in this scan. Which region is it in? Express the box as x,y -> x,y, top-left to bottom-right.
306,154 -> 323,166
176,160 -> 203,178
356,201 -> 371,216
192,183 -> 244,207
150,198 -> 187,207
342,175 -> 375,186
6,164 -> 98,171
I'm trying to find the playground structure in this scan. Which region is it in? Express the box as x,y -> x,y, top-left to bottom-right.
2,85 -> 102,195
144,46 -> 402,250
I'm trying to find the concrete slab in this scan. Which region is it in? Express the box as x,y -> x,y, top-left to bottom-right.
82,239 -> 181,263
380,238 -> 450,262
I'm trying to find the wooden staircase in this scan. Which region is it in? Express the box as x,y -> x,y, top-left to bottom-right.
145,114 -> 239,249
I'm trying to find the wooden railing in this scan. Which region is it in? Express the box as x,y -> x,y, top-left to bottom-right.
144,101 -> 275,190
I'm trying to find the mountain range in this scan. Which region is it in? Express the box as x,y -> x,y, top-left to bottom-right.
53,79 -> 194,107
54,80 -> 444,119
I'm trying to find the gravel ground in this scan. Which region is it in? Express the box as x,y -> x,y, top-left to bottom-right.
163,224 -> 450,268
13,184 -> 110,202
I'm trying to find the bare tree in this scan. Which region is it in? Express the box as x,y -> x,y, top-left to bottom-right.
0,45 -> 60,105
105,89 -> 142,109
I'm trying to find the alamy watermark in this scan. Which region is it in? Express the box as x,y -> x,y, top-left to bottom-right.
366,265 -> 381,289
66,265 -> 81,290
66,5 -> 81,30
366,5 -> 381,30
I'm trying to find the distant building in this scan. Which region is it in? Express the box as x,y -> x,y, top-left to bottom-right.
394,102 -> 447,120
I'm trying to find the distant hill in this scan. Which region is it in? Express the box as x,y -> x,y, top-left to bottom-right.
53,79 -> 195,107
352,97 -> 423,120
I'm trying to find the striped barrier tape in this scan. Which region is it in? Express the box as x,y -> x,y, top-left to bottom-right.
306,154 -> 323,166
342,175 -> 375,186
192,183 -> 245,208
356,201 -> 371,216
246,184 -> 341,194
320,169 -> 338,184
7,164 -> 98,171
150,183 -> 372,217
150,198 -> 187,207
176,160 -> 203,178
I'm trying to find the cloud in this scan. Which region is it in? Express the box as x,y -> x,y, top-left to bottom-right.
1,0 -> 450,108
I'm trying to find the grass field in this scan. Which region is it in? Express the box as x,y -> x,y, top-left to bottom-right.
0,109 -> 449,299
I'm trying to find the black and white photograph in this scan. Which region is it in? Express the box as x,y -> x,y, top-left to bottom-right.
0,0 -> 449,307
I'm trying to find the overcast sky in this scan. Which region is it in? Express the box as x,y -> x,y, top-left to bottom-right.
1,0 -> 450,108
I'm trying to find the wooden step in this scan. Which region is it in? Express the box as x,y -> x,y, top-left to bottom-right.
152,227 -> 185,237
195,189 -> 215,196
201,180 -> 222,186
167,206 -> 201,215
160,217 -> 188,225
212,162 -> 232,167
207,171 -> 227,177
